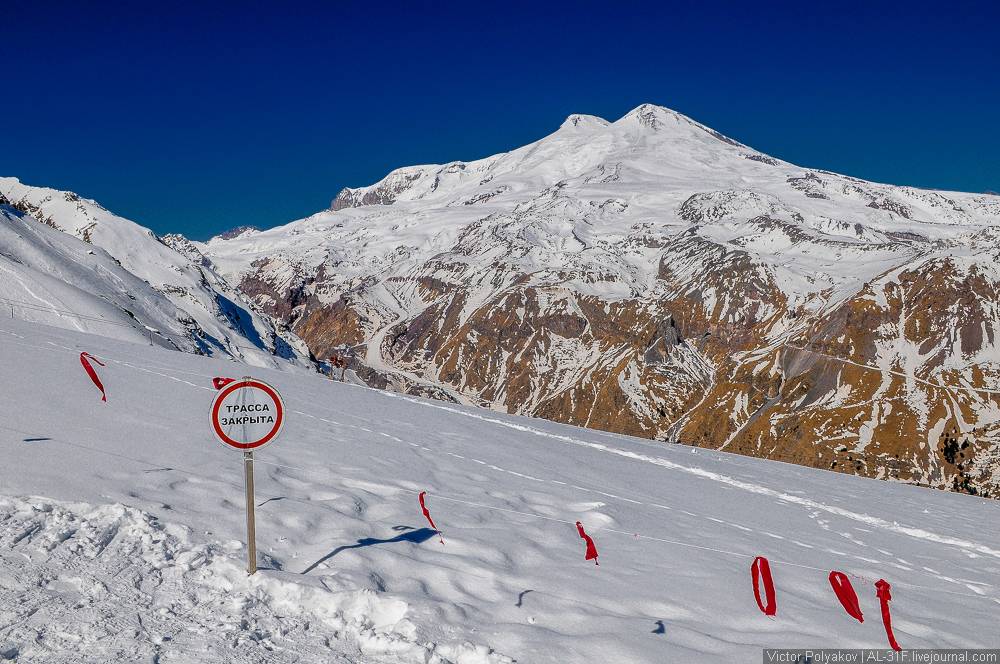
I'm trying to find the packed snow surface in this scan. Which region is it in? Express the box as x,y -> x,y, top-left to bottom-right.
2,318 -> 999,662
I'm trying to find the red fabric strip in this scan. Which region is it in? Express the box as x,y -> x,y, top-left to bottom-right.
213,376 -> 236,390
876,579 -> 901,651
575,521 -> 599,565
829,571 -> 864,623
751,556 -> 777,616
79,352 -> 107,402
419,491 -> 444,544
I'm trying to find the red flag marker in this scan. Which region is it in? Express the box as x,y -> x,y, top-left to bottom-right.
751,556 -> 777,616
829,571 -> 864,623
875,579 -> 901,652
418,491 -> 444,544
575,521 -> 599,565
79,352 -> 107,402
213,376 -> 236,390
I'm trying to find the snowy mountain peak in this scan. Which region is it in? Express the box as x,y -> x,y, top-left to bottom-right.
323,104 -> 776,214
613,103 -> 755,155
619,102 -> 679,130
559,113 -> 610,131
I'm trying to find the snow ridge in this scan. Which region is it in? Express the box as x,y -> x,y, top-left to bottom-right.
1,177 -> 313,370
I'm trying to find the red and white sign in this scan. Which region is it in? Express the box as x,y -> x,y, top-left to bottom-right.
210,378 -> 285,451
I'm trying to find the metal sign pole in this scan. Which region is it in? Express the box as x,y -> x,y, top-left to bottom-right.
243,450 -> 257,575
212,377 -> 283,577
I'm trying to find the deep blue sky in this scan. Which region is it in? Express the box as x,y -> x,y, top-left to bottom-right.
3,1 -> 997,239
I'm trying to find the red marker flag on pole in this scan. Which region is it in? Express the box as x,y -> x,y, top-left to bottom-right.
875,579 -> 901,652
213,376 -> 236,390
751,556 -> 777,616
575,521 -> 599,565
418,491 -> 444,544
829,571 -> 864,623
79,352 -> 107,402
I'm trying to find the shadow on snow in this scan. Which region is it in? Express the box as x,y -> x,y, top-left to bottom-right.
302,527 -> 437,574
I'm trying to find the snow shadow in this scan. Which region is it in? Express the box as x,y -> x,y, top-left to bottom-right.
302,527 -> 437,574
214,293 -> 265,349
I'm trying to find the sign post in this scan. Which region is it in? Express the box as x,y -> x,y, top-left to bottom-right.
243,451 -> 256,574
210,377 -> 285,575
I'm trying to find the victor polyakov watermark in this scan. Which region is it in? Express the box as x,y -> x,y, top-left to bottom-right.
764,650 -> 999,663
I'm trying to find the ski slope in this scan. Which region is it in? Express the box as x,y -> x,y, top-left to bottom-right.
1,318 -> 999,663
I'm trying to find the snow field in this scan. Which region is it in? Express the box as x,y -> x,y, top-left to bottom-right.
1,319 -> 999,662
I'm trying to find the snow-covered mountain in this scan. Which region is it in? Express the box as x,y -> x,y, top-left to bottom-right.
2,319 -> 999,662
0,177 -> 313,369
200,104 -> 1000,496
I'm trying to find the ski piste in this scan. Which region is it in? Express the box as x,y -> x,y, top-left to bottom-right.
1,318 -> 998,662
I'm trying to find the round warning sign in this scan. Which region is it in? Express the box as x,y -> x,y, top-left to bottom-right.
210,378 -> 285,451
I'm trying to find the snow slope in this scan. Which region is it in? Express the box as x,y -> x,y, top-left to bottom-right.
2,318 -> 999,662
0,178 -> 313,370
0,206 -> 197,349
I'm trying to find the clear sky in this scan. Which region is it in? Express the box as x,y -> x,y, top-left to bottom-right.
3,1 -> 997,240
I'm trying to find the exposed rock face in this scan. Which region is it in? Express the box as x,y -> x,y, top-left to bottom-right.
160,233 -> 211,266
201,104 -> 1000,496
331,169 -> 426,210
213,225 -> 259,241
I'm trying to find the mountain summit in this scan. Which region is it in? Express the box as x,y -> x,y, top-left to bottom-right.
328,104 -> 770,211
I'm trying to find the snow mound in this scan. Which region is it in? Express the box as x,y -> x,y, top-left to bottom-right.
0,494 -> 510,663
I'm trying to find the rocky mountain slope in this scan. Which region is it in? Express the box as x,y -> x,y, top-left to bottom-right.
0,178 -> 313,369
199,103 -> 1000,495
